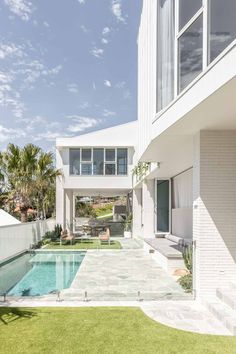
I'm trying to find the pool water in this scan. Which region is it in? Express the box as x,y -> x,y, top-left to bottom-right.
0,251 -> 85,297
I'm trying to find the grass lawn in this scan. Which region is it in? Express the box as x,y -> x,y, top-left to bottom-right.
44,239 -> 122,250
0,307 -> 235,354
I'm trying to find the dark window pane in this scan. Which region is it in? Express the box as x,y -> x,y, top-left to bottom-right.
157,0 -> 175,111
117,148 -> 127,175
82,148 -> 91,161
178,16 -> 203,92
105,149 -> 115,161
69,149 -> 80,175
81,163 -> 92,175
210,0 -> 236,63
105,164 -> 116,175
157,180 -> 169,232
93,148 -> 104,175
179,0 -> 202,30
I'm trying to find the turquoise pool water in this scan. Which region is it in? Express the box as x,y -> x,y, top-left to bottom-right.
0,251 -> 85,297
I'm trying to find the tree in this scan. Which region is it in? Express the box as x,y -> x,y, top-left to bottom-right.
0,143 -> 61,222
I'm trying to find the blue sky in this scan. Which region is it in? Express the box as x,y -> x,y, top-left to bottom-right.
0,0 -> 142,151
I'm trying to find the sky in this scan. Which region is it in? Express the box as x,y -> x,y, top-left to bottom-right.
0,0 -> 142,151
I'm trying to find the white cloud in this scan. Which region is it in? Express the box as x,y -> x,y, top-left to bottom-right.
123,89 -> 131,99
90,47 -> 104,59
0,43 -> 24,60
101,38 -> 109,45
80,25 -> 89,33
111,0 -> 126,23
92,82 -> 96,90
77,0 -> 85,4
104,80 -> 111,87
67,116 -> 101,133
67,83 -> 79,94
43,21 -> 50,28
4,0 -> 34,21
79,101 -> 90,109
0,124 -> 25,142
115,81 -> 126,88
102,109 -> 116,117
102,27 -> 111,35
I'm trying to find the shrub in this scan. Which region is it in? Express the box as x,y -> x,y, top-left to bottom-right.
43,224 -> 62,242
178,274 -> 192,293
182,245 -> 192,273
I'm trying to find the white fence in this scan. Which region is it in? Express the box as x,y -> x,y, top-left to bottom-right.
0,218 -> 56,263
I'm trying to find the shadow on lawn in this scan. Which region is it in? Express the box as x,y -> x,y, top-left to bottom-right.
0,308 -> 37,325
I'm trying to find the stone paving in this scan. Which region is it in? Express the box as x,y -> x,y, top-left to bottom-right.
62,249 -> 190,301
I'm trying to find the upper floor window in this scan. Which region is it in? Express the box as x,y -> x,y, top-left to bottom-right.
179,0 -> 202,30
69,148 -> 128,176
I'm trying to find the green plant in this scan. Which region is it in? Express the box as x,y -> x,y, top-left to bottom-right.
182,245 -> 192,273
75,202 -> 96,218
124,214 -> 132,232
132,162 -> 150,180
43,224 -> 62,243
178,274 -> 192,293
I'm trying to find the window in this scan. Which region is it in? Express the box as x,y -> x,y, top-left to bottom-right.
157,0 -> 175,111
178,15 -> 203,92
105,149 -> 115,162
179,0 -> 202,30
209,0 -> 236,63
81,163 -> 92,175
69,149 -> 80,175
117,148 -> 127,175
69,148 -> 128,176
93,148 -> 104,175
105,164 -> 116,175
81,148 -> 91,162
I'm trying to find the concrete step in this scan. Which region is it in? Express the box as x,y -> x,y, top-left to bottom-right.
207,301 -> 236,335
216,287 -> 236,311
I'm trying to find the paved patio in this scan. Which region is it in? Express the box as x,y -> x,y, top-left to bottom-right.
62,249 -> 190,301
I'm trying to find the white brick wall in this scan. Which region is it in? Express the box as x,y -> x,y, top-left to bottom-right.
193,131 -> 236,300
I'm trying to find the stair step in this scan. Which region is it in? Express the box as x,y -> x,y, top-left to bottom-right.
216,288 -> 236,311
207,301 -> 236,335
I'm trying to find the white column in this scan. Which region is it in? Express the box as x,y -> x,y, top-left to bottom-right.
56,177 -> 64,226
193,131 -> 236,301
142,179 -> 155,238
65,190 -> 73,231
133,188 -> 142,238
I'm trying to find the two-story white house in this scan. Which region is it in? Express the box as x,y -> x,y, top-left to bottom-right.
56,0 -> 236,306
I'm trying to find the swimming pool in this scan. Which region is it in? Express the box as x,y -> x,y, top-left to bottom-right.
0,251 -> 85,297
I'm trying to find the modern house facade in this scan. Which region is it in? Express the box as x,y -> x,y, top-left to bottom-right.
56,0 -> 236,302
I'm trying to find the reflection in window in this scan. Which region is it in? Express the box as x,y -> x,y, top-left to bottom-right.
179,0 -> 202,30
157,0 -> 175,111
117,148 -> 127,175
105,149 -> 115,161
69,149 -> 80,175
81,163 -> 92,175
105,164 -> 116,175
210,0 -> 236,63
178,16 -> 203,92
93,148 -> 104,175
81,148 -> 91,161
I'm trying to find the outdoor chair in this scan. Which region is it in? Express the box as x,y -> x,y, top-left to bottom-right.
99,227 -> 110,246
60,229 -> 74,245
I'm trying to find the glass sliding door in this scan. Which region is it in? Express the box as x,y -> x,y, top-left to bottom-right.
156,180 -> 170,233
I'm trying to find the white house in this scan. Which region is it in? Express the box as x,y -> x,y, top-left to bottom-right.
56,0 -> 236,306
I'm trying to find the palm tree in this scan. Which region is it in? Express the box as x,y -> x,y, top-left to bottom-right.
0,143 -> 61,222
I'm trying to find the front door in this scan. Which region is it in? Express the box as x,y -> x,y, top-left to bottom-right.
156,180 -> 170,233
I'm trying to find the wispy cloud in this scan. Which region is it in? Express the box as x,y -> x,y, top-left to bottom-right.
102,109 -> 116,117
102,27 -> 111,35
80,25 -> 89,33
67,115 -> 101,133
0,124 -> 25,142
90,47 -> 104,59
79,101 -> 90,109
104,80 -> 111,87
77,0 -> 85,4
0,43 -> 24,60
4,0 -> 34,21
115,81 -> 126,89
111,0 -> 126,23
101,38 -> 109,45
67,83 -> 79,94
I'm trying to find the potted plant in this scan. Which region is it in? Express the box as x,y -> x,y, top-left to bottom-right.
124,214 -> 132,238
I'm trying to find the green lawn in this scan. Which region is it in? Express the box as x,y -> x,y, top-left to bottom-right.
0,307 -> 235,354
44,239 -> 122,250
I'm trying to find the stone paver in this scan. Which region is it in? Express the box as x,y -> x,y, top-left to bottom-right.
141,301 -> 231,335
62,249 -> 190,301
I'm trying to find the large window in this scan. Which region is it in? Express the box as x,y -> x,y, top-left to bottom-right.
69,148 -> 128,176
156,0 -> 236,111
69,149 -> 80,175
178,15 -> 203,92
209,0 -> 236,63
157,0 -> 175,111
